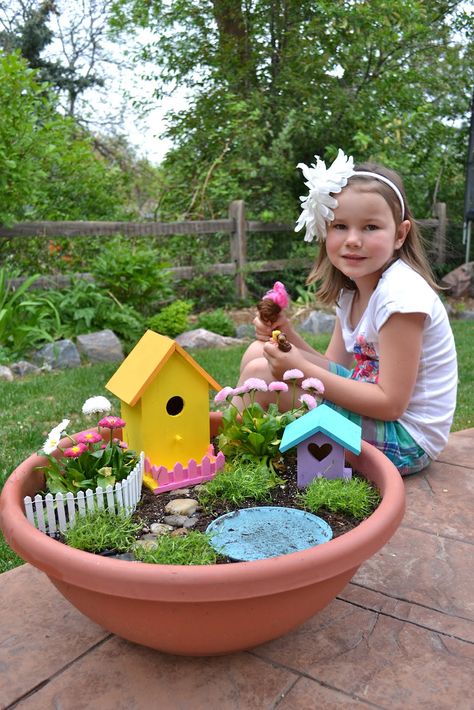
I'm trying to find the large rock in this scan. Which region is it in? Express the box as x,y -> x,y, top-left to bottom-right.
298,311 -> 336,335
76,329 -> 124,363
10,360 -> 42,377
176,328 -> 243,349
440,262 -> 474,298
0,365 -> 14,381
33,340 -> 81,369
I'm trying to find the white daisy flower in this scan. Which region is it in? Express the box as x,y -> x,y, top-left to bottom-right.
82,396 -> 112,415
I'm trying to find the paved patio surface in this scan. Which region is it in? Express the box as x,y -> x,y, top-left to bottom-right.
1,429 -> 473,709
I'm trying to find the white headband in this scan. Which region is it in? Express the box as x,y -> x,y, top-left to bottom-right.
353,171 -> 405,222
295,149 -> 406,242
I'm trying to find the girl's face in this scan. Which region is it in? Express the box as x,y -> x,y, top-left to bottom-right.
325,186 -> 410,291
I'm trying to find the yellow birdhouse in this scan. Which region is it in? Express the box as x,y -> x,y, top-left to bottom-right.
105,330 -> 221,470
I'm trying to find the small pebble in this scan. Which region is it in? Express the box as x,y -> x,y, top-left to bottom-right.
150,523 -> 174,535
163,514 -> 188,527
169,488 -> 190,497
170,528 -> 188,537
165,498 -> 198,516
183,517 -> 199,529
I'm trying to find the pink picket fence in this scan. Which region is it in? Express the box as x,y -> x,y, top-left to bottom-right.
145,445 -> 225,494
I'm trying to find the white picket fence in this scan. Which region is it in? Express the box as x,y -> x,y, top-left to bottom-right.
23,452 -> 144,536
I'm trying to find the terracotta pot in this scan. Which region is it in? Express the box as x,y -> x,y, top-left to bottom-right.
0,412 -> 405,656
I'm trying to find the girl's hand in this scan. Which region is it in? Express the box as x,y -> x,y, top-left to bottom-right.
253,312 -> 293,342
263,340 -> 307,380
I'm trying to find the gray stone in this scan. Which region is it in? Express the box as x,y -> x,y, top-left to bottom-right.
76,329 -> 124,363
456,310 -> 474,321
235,323 -> 255,339
163,514 -> 189,527
298,311 -> 336,335
168,488 -> 190,498
10,360 -> 41,377
175,328 -> 243,349
0,365 -> 14,381
33,340 -> 81,369
182,517 -> 199,529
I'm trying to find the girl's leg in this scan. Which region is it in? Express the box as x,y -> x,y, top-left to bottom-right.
239,339 -> 266,373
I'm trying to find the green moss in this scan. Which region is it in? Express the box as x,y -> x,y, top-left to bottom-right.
63,509 -> 142,553
297,476 -> 381,520
133,531 -> 221,565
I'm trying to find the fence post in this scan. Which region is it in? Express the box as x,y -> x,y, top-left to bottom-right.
229,200 -> 248,299
433,202 -> 447,264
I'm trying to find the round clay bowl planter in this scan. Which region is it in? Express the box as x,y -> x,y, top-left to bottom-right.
0,413 -> 405,656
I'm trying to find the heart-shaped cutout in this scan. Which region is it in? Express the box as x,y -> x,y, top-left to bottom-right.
308,443 -> 332,462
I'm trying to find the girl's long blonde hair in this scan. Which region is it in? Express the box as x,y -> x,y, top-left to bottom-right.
307,162 -> 439,305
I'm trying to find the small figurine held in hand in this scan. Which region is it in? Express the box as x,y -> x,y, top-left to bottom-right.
257,281 -> 289,325
272,330 -> 292,352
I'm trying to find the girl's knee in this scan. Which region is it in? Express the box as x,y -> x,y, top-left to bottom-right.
240,340 -> 266,372
239,356 -> 270,381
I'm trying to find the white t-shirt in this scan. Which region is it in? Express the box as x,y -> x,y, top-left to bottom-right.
336,259 -> 457,459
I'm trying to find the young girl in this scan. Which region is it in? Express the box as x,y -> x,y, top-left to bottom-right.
237,149 -> 457,475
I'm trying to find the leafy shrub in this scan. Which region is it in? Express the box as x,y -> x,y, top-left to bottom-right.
46,279 -> 145,349
195,309 -> 236,336
64,510 -> 142,553
147,300 -> 193,337
0,268 -> 62,357
91,235 -> 175,314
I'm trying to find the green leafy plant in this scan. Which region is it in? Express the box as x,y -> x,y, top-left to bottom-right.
148,299 -> 193,337
133,531 -> 222,565
298,476 -> 381,520
195,309 -> 236,336
91,235 -> 175,314
213,373 -> 325,460
198,459 -> 284,507
64,509 -> 142,553
37,396 -> 139,495
46,279 -> 145,349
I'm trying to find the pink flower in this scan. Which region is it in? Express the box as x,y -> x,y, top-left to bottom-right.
301,377 -> 325,395
283,369 -> 304,381
264,281 -> 289,309
268,381 -> 289,393
214,386 -> 234,404
63,443 -> 87,458
243,377 -> 268,392
112,438 -> 128,449
299,394 -> 317,410
98,416 -> 126,429
75,431 -> 103,445
232,384 -> 249,396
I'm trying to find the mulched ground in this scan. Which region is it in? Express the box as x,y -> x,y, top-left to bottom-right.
134,454 -> 365,543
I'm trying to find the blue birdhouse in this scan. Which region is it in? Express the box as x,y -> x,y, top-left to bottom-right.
279,404 -> 362,487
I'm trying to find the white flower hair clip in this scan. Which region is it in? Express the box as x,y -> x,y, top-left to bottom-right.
295,149 -> 355,242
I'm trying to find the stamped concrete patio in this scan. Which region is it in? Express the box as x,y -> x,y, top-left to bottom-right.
1,428 -> 473,710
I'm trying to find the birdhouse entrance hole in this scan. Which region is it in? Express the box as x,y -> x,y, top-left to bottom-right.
166,396 -> 184,416
308,442 -> 332,461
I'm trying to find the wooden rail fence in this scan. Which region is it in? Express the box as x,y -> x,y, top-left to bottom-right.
0,200 -> 447,299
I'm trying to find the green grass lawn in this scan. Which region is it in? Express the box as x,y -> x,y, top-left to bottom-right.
0,323 -> 472,572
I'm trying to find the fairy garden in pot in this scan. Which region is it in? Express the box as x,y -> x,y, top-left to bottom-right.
0,284 -> 406,655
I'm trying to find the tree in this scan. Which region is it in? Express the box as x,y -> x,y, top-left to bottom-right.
111,0 -> 474,224
0,51 -> 129,225
0,0 -> 105,115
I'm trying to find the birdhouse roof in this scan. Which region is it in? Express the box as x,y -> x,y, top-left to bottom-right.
105,330 -> 222,406
279,404 -> 361,454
